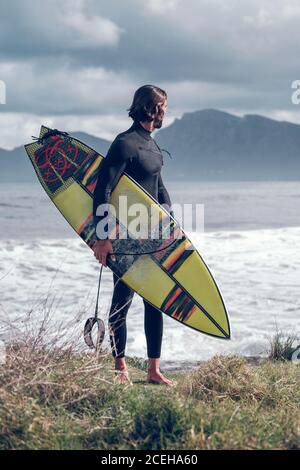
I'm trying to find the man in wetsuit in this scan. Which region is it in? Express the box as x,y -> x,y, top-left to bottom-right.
92,85 -> 175,387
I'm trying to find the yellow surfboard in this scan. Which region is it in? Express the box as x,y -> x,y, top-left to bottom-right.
24,126 -> 230,339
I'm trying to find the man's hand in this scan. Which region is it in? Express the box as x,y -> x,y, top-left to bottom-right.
92,239 -> 116,266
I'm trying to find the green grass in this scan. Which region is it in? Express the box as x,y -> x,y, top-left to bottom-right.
0,342 -> 299,450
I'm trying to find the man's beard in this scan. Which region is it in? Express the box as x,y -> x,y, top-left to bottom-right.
153,116 -> 163,129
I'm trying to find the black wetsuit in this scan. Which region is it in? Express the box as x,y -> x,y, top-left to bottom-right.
93,120 -> 172,358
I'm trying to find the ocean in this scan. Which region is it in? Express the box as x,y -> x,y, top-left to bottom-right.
0,181 -> 299,369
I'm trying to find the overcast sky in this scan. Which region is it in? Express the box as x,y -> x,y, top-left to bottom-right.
0,0 -> 300,148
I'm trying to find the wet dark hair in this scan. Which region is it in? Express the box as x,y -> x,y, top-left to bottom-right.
127,85 -> 167,122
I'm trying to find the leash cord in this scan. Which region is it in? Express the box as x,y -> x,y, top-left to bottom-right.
94,264 -> 103,319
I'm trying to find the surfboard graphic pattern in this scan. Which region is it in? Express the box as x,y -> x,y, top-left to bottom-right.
24,126 -> 230,339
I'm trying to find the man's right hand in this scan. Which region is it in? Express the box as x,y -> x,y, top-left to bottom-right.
92,239 -> 116,266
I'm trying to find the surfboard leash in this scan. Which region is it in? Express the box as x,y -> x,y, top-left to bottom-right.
83,264 -> 105,350
31,128 -> 72,144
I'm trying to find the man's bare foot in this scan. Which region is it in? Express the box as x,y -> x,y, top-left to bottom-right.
114,368 -> 132,385
147,357 -> 177,387
147,370 -> 176,387
114,357 -> 132,385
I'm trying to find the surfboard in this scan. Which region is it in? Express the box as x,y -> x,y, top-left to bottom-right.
24,126 -> 231,339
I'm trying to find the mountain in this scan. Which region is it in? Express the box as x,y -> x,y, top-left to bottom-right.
155,109 -> 300,180
72,132 -> 111,155
1,109 -> 300,182
0,145 -> 36,183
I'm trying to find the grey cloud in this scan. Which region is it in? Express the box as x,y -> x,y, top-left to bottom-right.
0,0 -> 299,118
0,0 -> 123,56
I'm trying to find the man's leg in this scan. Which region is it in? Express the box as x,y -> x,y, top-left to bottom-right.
109,273 -> 134,359
108,273 -> 135,384
143,300 -> 163,359
143,300 -> 176,387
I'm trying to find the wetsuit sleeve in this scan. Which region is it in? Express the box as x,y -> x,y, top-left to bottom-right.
158,173 -> 174,217
93,137 -> 134,240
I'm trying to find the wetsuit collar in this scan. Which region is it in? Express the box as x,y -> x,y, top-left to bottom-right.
131,120 -> 152,140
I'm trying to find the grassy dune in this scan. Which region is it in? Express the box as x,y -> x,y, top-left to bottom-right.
0,342 -> 299,450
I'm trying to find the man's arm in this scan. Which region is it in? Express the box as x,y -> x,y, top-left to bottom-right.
93,137 -> 134,240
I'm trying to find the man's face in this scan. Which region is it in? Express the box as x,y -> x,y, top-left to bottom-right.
154,99 -> 168,129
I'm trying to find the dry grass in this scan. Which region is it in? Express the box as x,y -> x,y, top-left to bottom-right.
268,329 -> 299,361
0,343 -> 299,450
0,305 -> 299,450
